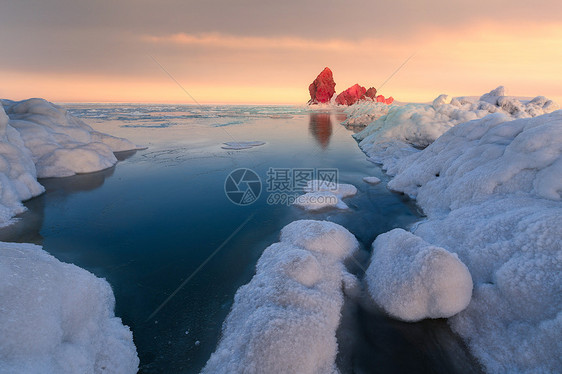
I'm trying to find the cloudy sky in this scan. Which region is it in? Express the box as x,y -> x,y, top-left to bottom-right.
1,0 -> 561,103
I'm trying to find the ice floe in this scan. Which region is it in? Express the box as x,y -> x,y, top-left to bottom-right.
221,141 -> 265,150
293,180 -> 357,211
362,176 -> 381,185
202,220 -> 359,374
0,242 -> 139,374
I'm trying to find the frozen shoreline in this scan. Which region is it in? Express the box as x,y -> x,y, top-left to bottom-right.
0,98 -> 140,373
350,88 -> 561,372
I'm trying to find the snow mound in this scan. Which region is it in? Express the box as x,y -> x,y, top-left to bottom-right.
2,98 -> 138,178
353,87 -> 559,174
362,176 -> 381,185
0,98 -> 138,226
294,180 -> 357,211
203,220 -> 359,374
375,111 -> 562,372
365,229 -> 472,321
388,111 -> 562,215
0,106 -> 44,226
0,242 -> 139,374
221,141 -> 265,150
280,219 -> 359,259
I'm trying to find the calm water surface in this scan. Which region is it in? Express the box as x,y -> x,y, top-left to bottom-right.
0,105 -> 481,373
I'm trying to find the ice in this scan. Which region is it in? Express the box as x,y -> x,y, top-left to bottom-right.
2,98 -> 138,178
221,141 -> 266,150
0,241 -> 139,374
359,106 -> 562,371
387,111 -> 562,214
362,176 -> 381,185
203,220 -> 359,374
341,101 -> 391,127
365,228 -> 473,322
293,180 -> 357,211
0,105 -> 44,226
304,180 -> 357,198
352,87 -> 559,175
0,98 -> 138,226
279,219 -> 359,258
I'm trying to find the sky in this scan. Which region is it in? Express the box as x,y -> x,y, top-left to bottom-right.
1,0 -> 561,104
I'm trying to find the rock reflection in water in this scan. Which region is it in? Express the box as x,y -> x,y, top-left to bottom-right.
309,112 -> 333,148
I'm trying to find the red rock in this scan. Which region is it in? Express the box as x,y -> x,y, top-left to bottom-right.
335,84 -> 367,106
385,97 -> 394,105
376,95 -> 385,103
365,87 -> 378,99
308,67 -> 336,104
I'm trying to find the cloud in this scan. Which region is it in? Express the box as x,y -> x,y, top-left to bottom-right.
1,0 -> 561,105
143,33 -> 368,51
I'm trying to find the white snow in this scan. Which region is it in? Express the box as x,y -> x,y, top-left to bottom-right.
0,98 -> 138,226
352,87 -> 559,175
387,111 -> 562,213
365,228 -> 473,322
0,241 -> 139,374
362,176 -> 381,185
203,220 -> 359,374
221,141 -> 265,150
293,180 -> 357,211
356,93 -> 562,372
0,106 -> 44,226
341,101 -> 391,127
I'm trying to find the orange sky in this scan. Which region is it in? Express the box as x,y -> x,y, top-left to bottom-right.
1,2 -> 561,104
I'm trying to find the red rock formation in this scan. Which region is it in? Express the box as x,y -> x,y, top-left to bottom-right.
376,95 -> 386,103
385,97 -> 394,105
335,84 -> 367,105
365,87 -> 378,99
308,67 -> 336,104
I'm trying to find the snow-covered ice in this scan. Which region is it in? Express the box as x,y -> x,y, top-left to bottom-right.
354,92 -> 562,372
0,98 -> 138,226
0,105 -> 44,226
221,141 -> 265,150
293,180 -> 357,211
341,101 -> 392,127
202,220 -> 359,374
353,87 -> 559,174
365,228 -> 473,322
362,176 -> 381,185
0,242 -> 139,374
387,111 -> 562,213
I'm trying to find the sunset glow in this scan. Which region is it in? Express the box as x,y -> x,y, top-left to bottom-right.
1,2 -> 561,104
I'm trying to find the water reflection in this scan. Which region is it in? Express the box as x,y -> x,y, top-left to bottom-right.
39,165 -> 117,194
308,112 -> 333,148
0,194 -> 45,244
0,151 -> 137,244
